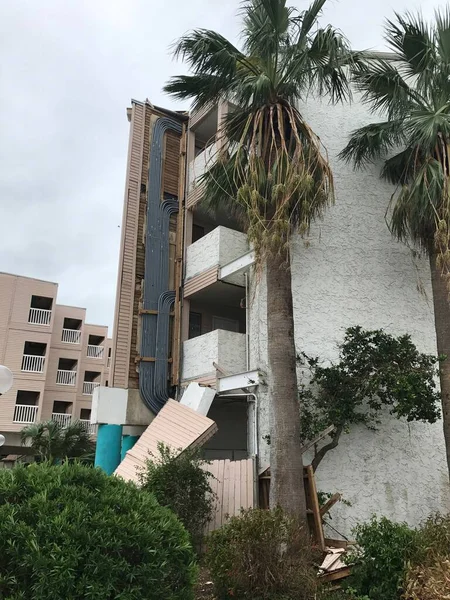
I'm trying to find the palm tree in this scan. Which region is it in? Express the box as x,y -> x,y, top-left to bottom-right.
340,9 -> 450,478
164,0 -> 354,518
21,420 -> 95,465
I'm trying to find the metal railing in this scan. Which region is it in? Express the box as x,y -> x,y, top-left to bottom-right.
61,328 -> 81,344
28,307 -> 51,326
79,420 -> 97,436
87,345 -> 104,359
21,354 -> 45,373
51,412 -> 72,428
83,381 -> 100,395
56,369 -> 77,386
13,404 -> 38,424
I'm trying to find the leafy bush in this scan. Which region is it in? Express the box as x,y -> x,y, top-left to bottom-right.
0,462 -> 196,599
206,508 -> 319,600
298,327 -> 441,470
140,443 -> 215,547
347,517 -> 418,600
404,514 -> 450,600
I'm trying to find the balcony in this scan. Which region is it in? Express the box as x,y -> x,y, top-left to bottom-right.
13,404 -> 38,424
52,412 -> 72,428
182,329 -> 247,384
184,227 -> 252,298
188,142 -> 217,190
83,381 -> 100,395
80,420 -> 97,436
61,328 -> 81,344
21,354 -> 45,373
87,345 -> 104,359
28,307 -> 52,326
56,369 -> 77,386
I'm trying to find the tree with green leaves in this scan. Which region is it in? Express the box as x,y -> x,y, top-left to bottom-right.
299,327 -> 441,471
340,9 -> 450,478
164,0 -> 354,520
21,420 -> 95,465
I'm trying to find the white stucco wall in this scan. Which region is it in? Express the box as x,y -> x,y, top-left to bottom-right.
249,95 -> 450,536
182,329 -> 247,381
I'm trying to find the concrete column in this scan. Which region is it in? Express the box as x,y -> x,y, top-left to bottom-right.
95,424 -> 123,475
121,434 -> 139,461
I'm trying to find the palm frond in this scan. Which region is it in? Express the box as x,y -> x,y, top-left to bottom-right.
381,146 -> 422,185
405,108 -> 450,151
339,121 -> 404,168
164,75 -> 229,111
389,158 -> 444,248
435,7 -> 450,65
297,0 -> 327,43
352,59 -> 415,117
385,12 -> 436,84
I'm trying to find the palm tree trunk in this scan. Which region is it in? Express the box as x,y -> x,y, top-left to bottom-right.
266,247 -> 307,524
429,249 -> 450,479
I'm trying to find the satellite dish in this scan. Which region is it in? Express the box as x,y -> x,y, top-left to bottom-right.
0,366 -> 13,395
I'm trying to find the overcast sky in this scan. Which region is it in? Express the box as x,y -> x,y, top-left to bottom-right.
0,0 -> 446,333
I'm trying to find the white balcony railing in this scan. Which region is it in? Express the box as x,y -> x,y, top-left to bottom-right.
61,328 -> 81,344
13,404 -> 38,424
189,142 -> 217,190
185,226 -> 250,286
56,369 -> 77,386
51,412 -> 72,428
83,381 -> 100,395
28,307 -> 52,326
182,329 -> 247,382
80,420 -> 97,436
87,345 -> 104,359
21,354 -> 45,373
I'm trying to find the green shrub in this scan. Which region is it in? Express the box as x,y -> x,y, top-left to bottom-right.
205,508 -> 319,600
347,516 -> 418,600
140,443 -> 215,548
0,462 -> 196,599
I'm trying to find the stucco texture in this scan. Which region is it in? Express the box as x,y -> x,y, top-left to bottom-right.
249,95 -> 450,536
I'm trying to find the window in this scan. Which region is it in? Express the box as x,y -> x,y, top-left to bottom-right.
80,408 -> 91,420
189,312 -> 202,339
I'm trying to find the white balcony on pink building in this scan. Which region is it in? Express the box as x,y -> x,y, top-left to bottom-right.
56,369 -> 77,386
13,404 -> 38,424
21,354 -> 45,373
83,381 -> 100,395
87,344 -> 104,359
61,328 -> 81,344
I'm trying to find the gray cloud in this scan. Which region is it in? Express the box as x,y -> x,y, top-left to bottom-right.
0,0 -> 446,332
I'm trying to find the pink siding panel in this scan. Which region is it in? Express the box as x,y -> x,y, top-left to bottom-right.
111,102 -> 146,389
114,400 -> 217,483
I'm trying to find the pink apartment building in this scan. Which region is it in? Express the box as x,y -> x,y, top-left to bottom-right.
0,272 -> 111,454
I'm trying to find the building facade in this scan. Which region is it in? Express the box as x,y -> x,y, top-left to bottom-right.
0,272 -> 111,453
105,96 -> 450,535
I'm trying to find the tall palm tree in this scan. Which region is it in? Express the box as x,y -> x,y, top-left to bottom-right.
21,420 -> 95,465
164,0 -> 353,518
340,9 -> 450,478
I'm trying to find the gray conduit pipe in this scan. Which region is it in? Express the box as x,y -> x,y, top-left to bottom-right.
140,116 -> 182,413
